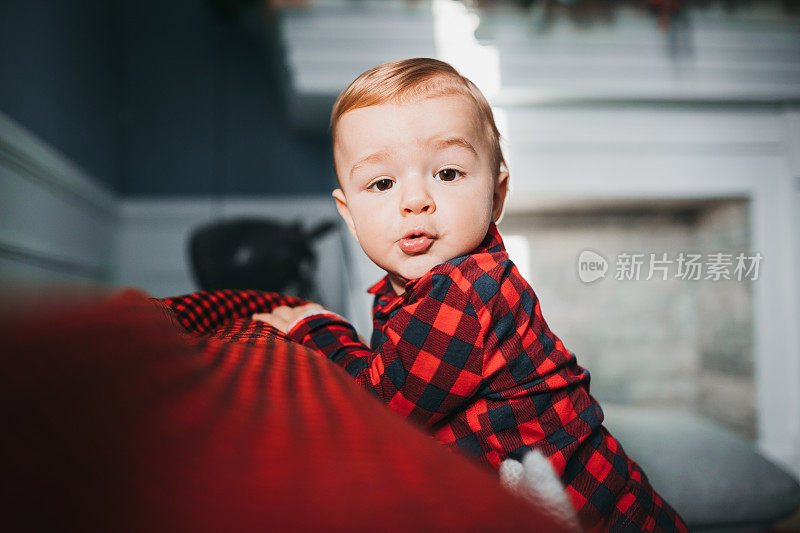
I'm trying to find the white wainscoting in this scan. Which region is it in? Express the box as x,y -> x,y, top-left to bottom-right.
0,111 -> 118,286
115,197 -> 348,317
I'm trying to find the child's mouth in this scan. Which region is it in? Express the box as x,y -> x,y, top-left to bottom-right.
399,232 -> 435,255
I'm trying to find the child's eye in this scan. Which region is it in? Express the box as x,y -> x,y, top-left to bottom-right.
435,168 -> 463,182
368,178 -> 394,191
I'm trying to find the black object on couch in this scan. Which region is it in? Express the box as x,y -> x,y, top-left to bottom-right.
189,217 -> 335,298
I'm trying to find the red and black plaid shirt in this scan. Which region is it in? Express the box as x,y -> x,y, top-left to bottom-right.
288,223 -> 687,532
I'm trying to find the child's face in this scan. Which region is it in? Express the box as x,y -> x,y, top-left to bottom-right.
332,94 -> 508,294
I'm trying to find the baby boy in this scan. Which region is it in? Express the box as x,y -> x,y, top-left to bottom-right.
255,58 -> 686,532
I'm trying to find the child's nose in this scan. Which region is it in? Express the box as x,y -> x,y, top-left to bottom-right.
401,183 -> 435,215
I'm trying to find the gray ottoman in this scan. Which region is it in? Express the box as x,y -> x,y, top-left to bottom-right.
601,405 -> 800,532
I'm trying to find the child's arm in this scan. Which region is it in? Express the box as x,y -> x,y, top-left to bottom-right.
257,272 -> 485,428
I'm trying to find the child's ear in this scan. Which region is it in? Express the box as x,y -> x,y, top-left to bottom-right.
332,189 -> 359,243
492,170 -> 510,223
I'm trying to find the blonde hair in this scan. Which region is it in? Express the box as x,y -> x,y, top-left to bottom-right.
331,58 -> 507,181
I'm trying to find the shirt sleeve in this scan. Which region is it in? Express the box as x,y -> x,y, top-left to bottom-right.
287,272 -> 485,427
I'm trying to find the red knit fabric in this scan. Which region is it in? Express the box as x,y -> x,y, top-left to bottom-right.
3,289 -> 564,532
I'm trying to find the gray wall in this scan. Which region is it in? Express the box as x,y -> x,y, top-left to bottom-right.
117,0 -> 335,196
0,0 -> 121,190
0,0 -> 336,196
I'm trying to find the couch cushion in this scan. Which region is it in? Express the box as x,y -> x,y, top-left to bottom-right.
602,405 -> 800,531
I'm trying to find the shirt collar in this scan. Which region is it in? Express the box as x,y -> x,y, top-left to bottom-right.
367,276 -> 393,296
367,222 -> 506,300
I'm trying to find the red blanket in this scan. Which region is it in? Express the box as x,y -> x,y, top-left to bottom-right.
3,288 -> 564,531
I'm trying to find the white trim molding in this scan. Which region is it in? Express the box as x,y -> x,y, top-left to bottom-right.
0,111 -> 118,284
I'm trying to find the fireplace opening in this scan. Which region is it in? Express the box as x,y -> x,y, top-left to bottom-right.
500,198 -> 755,439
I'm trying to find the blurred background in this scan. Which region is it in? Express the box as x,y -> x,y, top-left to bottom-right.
1,0 -> 798,487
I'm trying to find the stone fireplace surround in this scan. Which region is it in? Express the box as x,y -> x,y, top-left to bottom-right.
501,200 -> 756,438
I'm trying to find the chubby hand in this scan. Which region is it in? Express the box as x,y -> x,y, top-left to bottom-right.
252,303 -> 326,334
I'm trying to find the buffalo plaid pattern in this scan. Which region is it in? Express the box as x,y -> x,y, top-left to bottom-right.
160,289 -> 303,342
154,289 -> 307,344
288,223 -> 687,532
